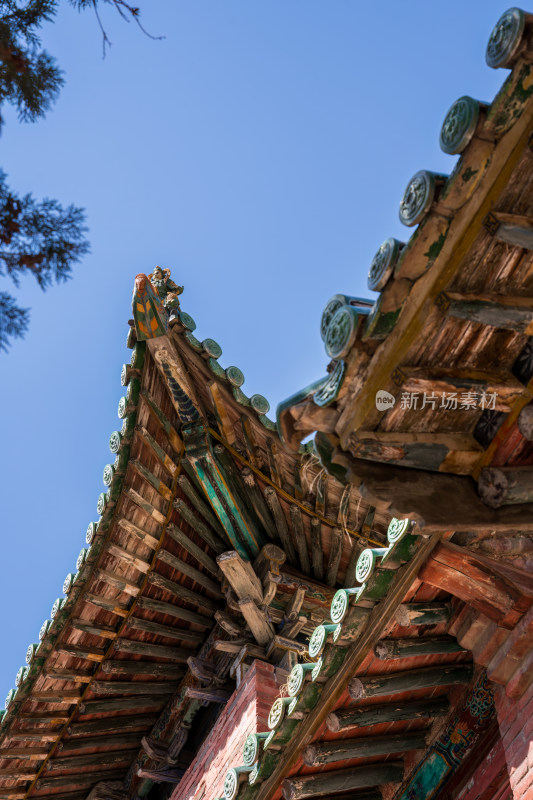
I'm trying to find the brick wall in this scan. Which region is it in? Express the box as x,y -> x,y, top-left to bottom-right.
495,681 -> 533,800
172,661 -> 280,800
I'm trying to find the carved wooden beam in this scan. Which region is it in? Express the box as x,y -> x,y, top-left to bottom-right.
310,519 -> 324,581
100,660 -> 186,678
145,571 -> 220,614
177,470 -> 227,539
349,664 -> 473,700
69,619 -> 117,639
392,365 -> 527,412
156,549 -> 223,596
347,431 -> 482,475
126,615 -> 203,644
486,211 -> 533,249
173,497 -> 226,554
83,593 -> 129,617
106,542 -> 151,573
47,751 -> 135,771
137,425 -> 180,479
67,714 -> 157,736
241,468 -> 279,542
116,517 -> 160,550
136,767 -> 184,783
78,696 -> 166,715
340,450 -> 533,531
130,459 -> 173,502
238,597 -> 275,645
125,487 -> 167,525
282,764 -> 402,799
43,669 -> 93,682
264,487 -> 298,566
326,696 -> 449,732
217,550 -> 263,604
395,602 -> 452,627
374,636 -> 465,660
479,466 -> 533,508
112,639 -> 192,661
57,734 -> 141,754
35,770 -> 127,790
95,568 -> 142,597
438,291 -> 533,333
90,680 -> 178,696
30,690 -> 81,702
214,609 -> 242,637
166,523 -> 219,575
0,747 -> 50,759
136,592 -> 214,626
290,504 -> 310,574
326,528 -> 343,587
184,686 -> 232,703
303,731 -> 427,766
140,389 -> 183,455
418,541 -> 532,627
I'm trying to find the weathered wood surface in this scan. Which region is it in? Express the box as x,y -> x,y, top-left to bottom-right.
95,568 -> 142,597
101,660 -> 185,678
67,714 -> 158,736
478,466 -> 533,508
217,551 -> 263,604
374,636 -> 465,659
136,593 -> 214,626
349,664 -> 473,699
418,541 -> 532,626
116,517 -> 160,550
57,733 -> 142,754
395,602 -> 451,627
310,518 -> 324,581
78,696 -> 166,715
326,696 -> 449,732
126,616 -> 203,644
264,487 -> 297,565
491,211 -> 533,249
396,366 -> 527,412
282,763 -> 403,799
35,770 -> 128,790
184,686 -> 232,703
156,549 -> 223,596
238,596 -> 275,645
340,454 -> 533,531
326,528 -> 343,587
303,731 -> 427,766
517,404 -> 533,441
46,751 -> 136,771
173,497 -> 226,554
112,638 -> 192,661
90,680 -> 178,696
166,523 -> 219,574
290,504 -> 310,575
146,571 -> 220,614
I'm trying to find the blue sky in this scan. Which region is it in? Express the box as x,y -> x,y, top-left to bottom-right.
0,1 -> 506,698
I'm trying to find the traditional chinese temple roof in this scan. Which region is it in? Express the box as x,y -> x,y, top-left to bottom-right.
3,8 -> 533,800
0,268 -> 390,800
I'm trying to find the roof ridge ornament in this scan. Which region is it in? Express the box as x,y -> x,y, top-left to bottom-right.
132,267 -> 184,341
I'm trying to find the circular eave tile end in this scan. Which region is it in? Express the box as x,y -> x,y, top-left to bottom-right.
486,7 -> 526,69
367,237 -> 403,291
439,96 -> 480,155
399,170 -> 436,227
